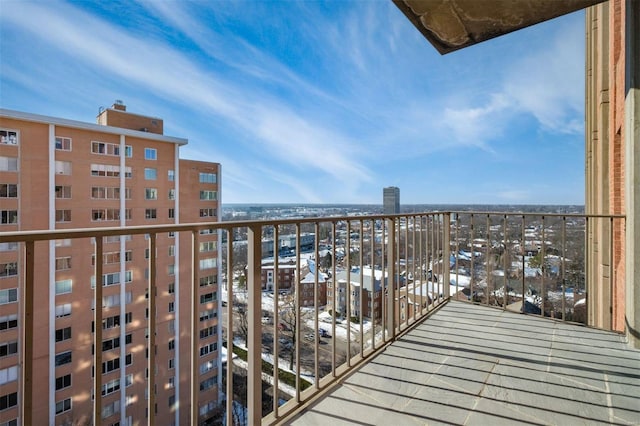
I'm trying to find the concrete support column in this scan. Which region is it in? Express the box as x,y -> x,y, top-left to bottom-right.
625,0 -> 640,347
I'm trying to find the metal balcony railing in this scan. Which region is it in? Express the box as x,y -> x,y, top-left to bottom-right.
0,211 -> 624,425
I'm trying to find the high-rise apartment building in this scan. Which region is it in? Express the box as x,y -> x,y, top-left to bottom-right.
0,103 -> 221,425
383,186 -> 400,215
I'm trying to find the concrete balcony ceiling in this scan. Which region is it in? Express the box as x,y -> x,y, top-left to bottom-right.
393,0 -> 606,54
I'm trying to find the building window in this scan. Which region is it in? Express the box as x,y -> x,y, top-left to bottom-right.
144,148 -> 157,160
0,341 -> 17,358
199,172 -> 216,184
168,339 -> 175,350
168,189 -> 176,201
199,401 -> 217,417
55,137 -> 72,151
168,283 -> 175,294
168,265 -> 175,276
0,263 -> 17,278
200,292 -> 216,304
199,258 -> 216,270
91,186 -> 130,199
0,392 -> 17,411
199,360 -> 216,375
92,141 -> 131,157
145,209 -> 157,219
55,398 -> 72,415
55,327 -> 72,343
199,275 -> 216,287
55,303 -> 71,318
200,190 -> 217,200
199,208 -> 217,218
0,242 -> 18,252
102,336 -> 121,352
0,315 -> 18,331
92,251 -> 132,266
0,156 -> 18,172
168,170 -> 175,181
199,376 -> 216,391
101,400 -> 120,419
55,374 -> 71,391
168,245 -> 175,257
55,210 -> 71,222
168,377 -> 175,389
102,358 -> 120,374
55,257 -> 72,271
0,130 -> 18,145
55,279 -> 72,295
91,164 -> 132,178
102,378 -> 120,396
168,302 -> 175,313
145,188 -> 157,200
55,185 -> 71,199
144,168 -> 157,180
199,310 -> 216,322
0,366 -> 17,385
55,351 -> 72,367
54,160 -> 72,175
0,184 -> 17,198
168,208 -> 175,219
199,325 -> 216,339
0,157 -> 18,172
199,241 -> 216,252
0,210 -> 18,225
0,289 -> 17,305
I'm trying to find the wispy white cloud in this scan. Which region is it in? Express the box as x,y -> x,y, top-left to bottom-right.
0,1 -> 586,205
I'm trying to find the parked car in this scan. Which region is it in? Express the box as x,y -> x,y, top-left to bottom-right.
319,328 -> 331,338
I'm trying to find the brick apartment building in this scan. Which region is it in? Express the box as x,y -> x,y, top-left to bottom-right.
0,102 -> 221,425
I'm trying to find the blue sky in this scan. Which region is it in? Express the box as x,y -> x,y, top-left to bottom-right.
0,1 -> 585,205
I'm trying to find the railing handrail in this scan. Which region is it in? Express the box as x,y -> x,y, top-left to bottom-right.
0,211 -> 625,243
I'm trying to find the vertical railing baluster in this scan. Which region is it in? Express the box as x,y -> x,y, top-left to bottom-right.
585,217 -> 590,325
314,222 -> 320,388
486,214 -> 491,307
503,215 -> 508,309
191,230 -> 199,425
331,221 -> 337,376
455,213 -> 459,299
411,216 -> 417,322
92,237 -> 103,424
609,216 -> 614,329
272,225 -> 280,417
541,216 -> 546,317
370,220 -> 376,350
359,220 -> 364,356
247,224 -> 262,424
345,221 -> 351,366
443,213 -> 451,300
386,218 -> 396,339
562,217 -> 567,321
295,224 -> 302,401
521,216 -> 526,312
470,214 -> 475,304
148,233 -> 157,426
225,229 -> 233,426
381,219 -> 387,342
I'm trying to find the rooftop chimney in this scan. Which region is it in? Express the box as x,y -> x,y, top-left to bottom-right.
112,100 -> 126,111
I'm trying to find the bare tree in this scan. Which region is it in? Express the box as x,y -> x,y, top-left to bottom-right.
277,294 -> 313,370
234,298 -> 249,347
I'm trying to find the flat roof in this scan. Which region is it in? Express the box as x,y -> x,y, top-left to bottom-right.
0,108 -> 188,145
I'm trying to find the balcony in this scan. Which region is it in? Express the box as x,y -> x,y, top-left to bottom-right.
1,210 -> 637,425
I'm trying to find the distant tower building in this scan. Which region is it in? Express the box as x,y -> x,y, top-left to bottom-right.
383,186 -> 400,214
